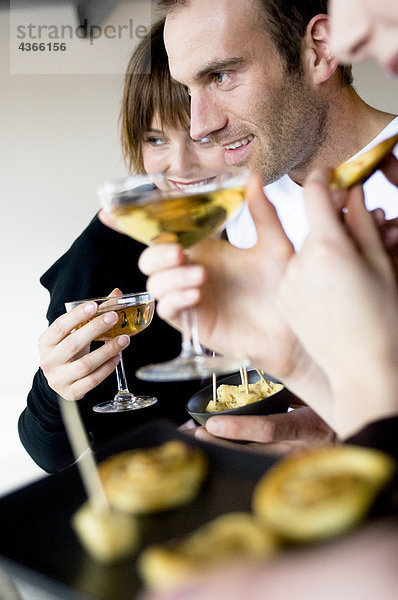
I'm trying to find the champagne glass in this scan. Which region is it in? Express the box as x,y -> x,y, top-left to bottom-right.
99,168 -> 250,381
65,292 -> 158,412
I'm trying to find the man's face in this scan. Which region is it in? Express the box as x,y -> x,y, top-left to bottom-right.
164,0 -> 329,184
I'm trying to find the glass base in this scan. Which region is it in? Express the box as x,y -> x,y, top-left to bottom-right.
93,394 -> 157,414
136,354 -> 249,382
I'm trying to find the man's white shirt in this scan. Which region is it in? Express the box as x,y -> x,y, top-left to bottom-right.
227,117 -> 398,250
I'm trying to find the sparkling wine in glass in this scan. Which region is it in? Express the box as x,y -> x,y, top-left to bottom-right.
99,168 -> 250,381
65,292 -> 158,412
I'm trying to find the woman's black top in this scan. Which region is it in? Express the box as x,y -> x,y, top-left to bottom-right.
18,215 -> 202,473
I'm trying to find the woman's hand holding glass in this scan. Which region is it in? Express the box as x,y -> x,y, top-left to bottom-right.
65,291 -> 157,413
38,292 -> 130,402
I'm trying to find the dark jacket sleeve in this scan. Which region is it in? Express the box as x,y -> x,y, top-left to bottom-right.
19,215 -> 202,473
18,369 -> 75,472
346,416 -> 398,462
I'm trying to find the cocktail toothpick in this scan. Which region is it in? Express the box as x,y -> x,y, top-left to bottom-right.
212,352 -> 217,402
255,369 -> 267,384
240,367 -> 249,393
59,396 -> 109,513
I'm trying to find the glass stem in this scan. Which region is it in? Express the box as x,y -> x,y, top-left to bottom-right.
115,352 -> 130,393
180,307 -> 203,358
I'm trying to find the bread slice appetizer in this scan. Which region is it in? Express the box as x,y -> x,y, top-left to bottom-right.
331,133 -> 398,190
72,501 -> 140,563
138,512 -> 278,591
252,444 -> 394,544
99,440 -> 208,514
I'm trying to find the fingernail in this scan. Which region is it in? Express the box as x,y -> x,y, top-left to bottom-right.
206,418 -> 222,434
162,245 -> 180,260
185,266 -> 204,283
84,302 -> 97,314
117,335 -> 130,348
103,311 -> 118,323
183,289 -> 200,303
330,188 -> 346,210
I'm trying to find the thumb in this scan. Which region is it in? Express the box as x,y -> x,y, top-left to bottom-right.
303,169 -> 345,238
205,407 -> 335,443
108,288 -> 123,297
246,171 -> 293,254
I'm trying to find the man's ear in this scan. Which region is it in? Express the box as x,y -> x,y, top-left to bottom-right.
302,14 -> 339,85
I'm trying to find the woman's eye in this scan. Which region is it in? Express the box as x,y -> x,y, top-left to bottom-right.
146,137 -> 166,146
196,136 -> 212,145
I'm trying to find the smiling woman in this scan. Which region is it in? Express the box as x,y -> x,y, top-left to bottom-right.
16,17 -> 226,474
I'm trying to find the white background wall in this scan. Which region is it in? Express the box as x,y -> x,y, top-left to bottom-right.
1,1 -> 398,495
0,0 -> 154,492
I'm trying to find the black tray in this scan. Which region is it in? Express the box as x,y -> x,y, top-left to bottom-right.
0,420 -> 276,600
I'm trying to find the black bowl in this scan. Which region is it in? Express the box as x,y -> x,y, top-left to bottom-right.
186,370 -> 294,426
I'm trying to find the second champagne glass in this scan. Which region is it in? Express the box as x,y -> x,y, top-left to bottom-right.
65,292 -> 158,412
99,168 -> 250,381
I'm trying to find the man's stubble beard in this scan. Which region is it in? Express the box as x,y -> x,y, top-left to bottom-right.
235,73 -> 330,185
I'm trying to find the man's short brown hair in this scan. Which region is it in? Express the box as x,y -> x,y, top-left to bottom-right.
158,0 -> 353,86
